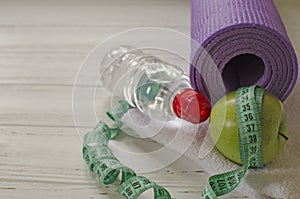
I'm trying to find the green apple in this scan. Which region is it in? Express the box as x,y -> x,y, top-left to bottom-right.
209,90 -> 288,165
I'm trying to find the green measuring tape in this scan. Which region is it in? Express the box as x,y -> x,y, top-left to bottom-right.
82,85 -> 264,199
201,85 -> 264,198
82,100 -> 171,199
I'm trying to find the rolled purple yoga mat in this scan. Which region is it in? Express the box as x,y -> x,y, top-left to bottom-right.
190,0 -> 298,102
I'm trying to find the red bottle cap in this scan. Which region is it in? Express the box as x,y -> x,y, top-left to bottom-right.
172,88 -> 211,124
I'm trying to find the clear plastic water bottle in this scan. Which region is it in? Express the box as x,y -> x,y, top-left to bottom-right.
100,46 -> 211,124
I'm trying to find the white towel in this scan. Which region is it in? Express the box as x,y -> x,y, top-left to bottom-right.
121,87 -> 300,199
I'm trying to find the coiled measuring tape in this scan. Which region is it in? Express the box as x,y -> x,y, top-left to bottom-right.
82,85 -> 264,199
201,85 -> 264,198
82,101 -> 171,199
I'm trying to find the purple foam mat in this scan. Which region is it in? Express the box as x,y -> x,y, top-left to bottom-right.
190,0 -> 298,102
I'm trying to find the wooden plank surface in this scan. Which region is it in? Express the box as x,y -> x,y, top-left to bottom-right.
0,0 -> 298,198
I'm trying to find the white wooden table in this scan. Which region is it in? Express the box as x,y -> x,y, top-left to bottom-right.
0,0 -> 298,198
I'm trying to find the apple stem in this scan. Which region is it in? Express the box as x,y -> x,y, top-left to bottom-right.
278,132 -> 289,141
